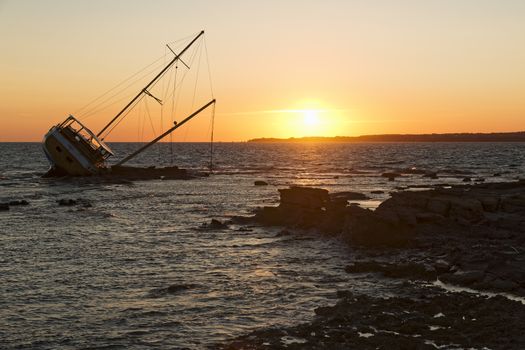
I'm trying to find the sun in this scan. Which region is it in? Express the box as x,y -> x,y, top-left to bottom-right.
303,110 -> 320,126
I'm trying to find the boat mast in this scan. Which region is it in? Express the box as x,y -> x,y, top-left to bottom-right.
97,30 -> 205,138
114,99 -> 216,166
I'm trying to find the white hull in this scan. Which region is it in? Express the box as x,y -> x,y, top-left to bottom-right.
42,116 -> 113,176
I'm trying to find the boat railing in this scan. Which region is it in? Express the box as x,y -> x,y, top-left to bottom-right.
58,115 -> 113,159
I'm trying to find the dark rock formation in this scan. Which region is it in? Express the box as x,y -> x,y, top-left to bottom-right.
330,191 -> 370,201
254,180 -> 269,186
241,181 -> 525,294
57,198 -> 92,207
222,290 -> 525,350
199,219 -> 229,230
0,203 -> 9,211
8,200 -> 29,206
147,283 -> 199,298
381,172 -> 401,181
57,199 -> 78,206
222,181 -> 525,349
250,186 -> 413,246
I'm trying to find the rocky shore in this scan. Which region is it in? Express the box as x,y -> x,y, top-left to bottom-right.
224,180 -> 525,349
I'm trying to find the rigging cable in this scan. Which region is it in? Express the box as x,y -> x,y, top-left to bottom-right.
203,36 -> 215,98
76,55 -> 168,120
183,39 -> 204,142
170,64 -> 178,164
209,103 -> 216,172
204,35 -> 215,172
100,41 -> 199,140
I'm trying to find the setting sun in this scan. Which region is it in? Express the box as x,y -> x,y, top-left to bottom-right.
303,110 -> 320,126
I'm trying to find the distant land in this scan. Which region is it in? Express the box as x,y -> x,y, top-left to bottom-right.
248,131 -> 525,143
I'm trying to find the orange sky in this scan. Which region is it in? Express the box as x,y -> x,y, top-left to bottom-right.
1,0 -> 524,142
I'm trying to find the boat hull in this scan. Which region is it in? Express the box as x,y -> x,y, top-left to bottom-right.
42,127 -> 103,176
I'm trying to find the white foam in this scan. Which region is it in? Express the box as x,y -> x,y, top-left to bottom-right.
433,280 -> 525,305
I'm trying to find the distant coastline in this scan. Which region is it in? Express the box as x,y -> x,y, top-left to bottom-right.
248,131 -> 525,143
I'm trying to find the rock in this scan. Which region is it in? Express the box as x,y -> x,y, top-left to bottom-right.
416,212 -> 445,223
254,180 -> 268,186
426,198 -> 450,216
0,203 -> 9,211
382,172 -> 401,181
448,197 -> 484,223
147,283 -> 199,298
8,200 -> 29,206
57,198 -> 77,206
493,173 -> 501,177
440,270 -> 485,286
490,278 -> 519,291
326,197 -> 349,211
343,206 -> 414,247
254,206 -> 286,226
479,196 -> 500,212
346,261 -> 438,281
371,190 -> 384,194
423,172 -> 439,179
474,177 -> 486,182
330,191 -> 370,201
275,229 -> 292,237
208,219 -> 228,230
434,259 -> 451,273
500,195 -> 525,213
278,186 -> 329,209
345,261 -> 383,274
57,198 -> 92,207
463,177 -> 472,182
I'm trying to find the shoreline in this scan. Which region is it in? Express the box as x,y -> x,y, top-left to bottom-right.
222,180 -> 525,348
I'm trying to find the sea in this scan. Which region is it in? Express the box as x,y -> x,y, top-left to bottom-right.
1,142 -> 524,349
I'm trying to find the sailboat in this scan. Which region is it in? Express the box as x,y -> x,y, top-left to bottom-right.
42,31 -> 215,177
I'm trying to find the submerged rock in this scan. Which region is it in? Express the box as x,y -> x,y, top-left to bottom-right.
254,180 -> 269,186
57,199 -> 77,206
423,172 -> 439,179
222,289 -> 525,350
147,283 -> 199,298
0,203 -> 9,211
381,172 -> 401,181
330,191 -> 370,201
199,219 -> 229,230
8,200 -> 29,206
57,198 -> 92,207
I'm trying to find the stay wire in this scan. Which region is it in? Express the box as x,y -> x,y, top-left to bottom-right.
75,54 -> 168,118
203,36 -> 215,98
100,45 -> 194,139
209,103 -> 216,172
184,40 -> 203,142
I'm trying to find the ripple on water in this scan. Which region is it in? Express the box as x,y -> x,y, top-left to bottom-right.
1,142 -> 524,348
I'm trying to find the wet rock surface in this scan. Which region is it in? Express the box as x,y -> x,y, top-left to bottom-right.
224,181 -> 525,348
238,181 -> 525,295
200,218 -> 229,230
221,289 -> 525,350
147,283 -> 200,298
57,198 -> 93,207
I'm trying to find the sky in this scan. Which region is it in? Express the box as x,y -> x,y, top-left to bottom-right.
1,0 -> 524,142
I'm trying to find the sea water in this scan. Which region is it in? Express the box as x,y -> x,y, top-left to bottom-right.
1,142 -> 524,349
